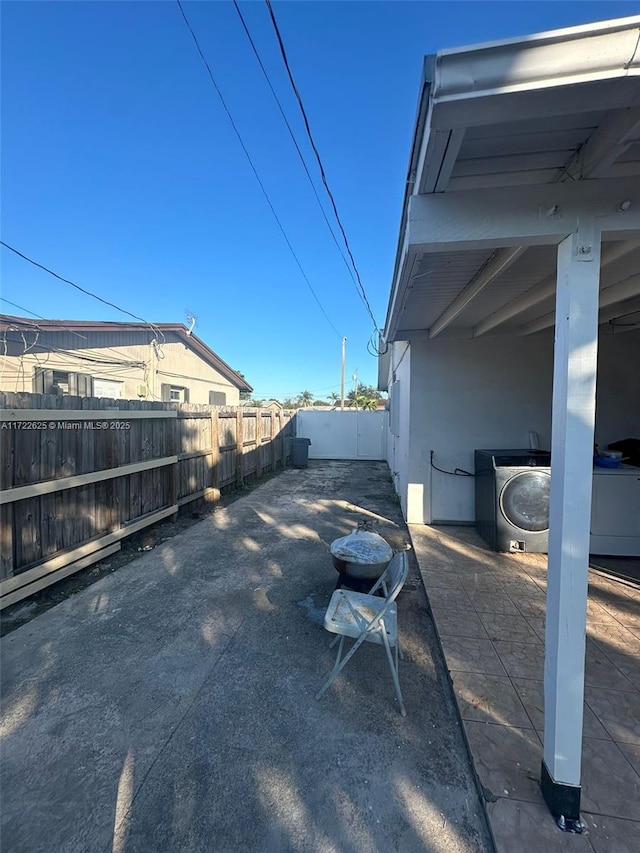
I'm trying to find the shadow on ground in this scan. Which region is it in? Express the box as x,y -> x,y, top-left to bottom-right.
0,461 -> 494,853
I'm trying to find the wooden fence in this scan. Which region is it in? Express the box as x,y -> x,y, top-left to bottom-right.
0,393 -> 295,608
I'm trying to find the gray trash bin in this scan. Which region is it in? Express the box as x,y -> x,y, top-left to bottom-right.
291,437 -> 311,468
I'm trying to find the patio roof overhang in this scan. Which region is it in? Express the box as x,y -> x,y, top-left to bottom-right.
383,15 -> 640,349
383,15 -> 640,829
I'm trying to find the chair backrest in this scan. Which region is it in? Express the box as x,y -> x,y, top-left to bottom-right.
369,551 -> 408,601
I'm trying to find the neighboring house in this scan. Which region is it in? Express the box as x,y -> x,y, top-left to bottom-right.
262,399 -> 283,412
0,315 -> 252,405
379,17 -> 639,826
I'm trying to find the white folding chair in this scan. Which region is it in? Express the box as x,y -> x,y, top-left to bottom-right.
316,551 -> 409,716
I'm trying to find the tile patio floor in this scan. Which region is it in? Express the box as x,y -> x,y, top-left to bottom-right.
408,523 -> 640,853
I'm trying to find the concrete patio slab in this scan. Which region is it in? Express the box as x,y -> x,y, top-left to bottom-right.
410,523 -> 640,853
1,462 -> 493,853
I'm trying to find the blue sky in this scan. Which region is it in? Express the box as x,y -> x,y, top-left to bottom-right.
2,1 -> 638,401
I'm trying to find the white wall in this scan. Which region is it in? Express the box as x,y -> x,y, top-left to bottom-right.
386,343 -> 412,517
405,333 -> 555,524
297,410 -> 387,460
388,328 -> 639,525
595,329 -> 640,449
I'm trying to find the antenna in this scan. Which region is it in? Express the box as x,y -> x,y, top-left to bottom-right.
185,313 -> 197,336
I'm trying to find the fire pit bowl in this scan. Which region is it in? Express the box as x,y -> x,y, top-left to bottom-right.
330,530 -> 393,581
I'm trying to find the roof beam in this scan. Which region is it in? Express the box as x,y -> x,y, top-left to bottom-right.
562,108 -> 640,181
521,273 -> 640,335
599,293 -> 640,327
428,246 -> 526,338
408,177 -> 640,253
419,128 -> 467,194
473,239 -> 640,336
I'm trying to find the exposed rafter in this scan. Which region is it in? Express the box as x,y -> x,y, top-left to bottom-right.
562,107 -> 640,181
473,239 -> 640,336
428,247 -> 526,338
600,293 -> 640,327
521,272 -> 640,335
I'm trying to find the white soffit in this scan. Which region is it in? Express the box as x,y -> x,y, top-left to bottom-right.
385,16 -> 640,343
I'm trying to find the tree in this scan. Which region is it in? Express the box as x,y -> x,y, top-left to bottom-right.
235,370 -> 251,401
297,390 -> 314,407
347,384 -> 382,410
282,398 -> 296,409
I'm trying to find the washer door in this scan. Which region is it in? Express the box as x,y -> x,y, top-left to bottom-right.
499,470 -> 550,532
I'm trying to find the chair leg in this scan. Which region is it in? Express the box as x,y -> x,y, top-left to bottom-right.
316,632 -> 368,701
382,633 -> 406,717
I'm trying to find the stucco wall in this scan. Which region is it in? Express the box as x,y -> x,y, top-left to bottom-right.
0,330 -> 241,405
386,343 -> 412,518
595,330 -> 640,449
155,337 -> 240,405
411,334 -> 554,523
389,328 -> 639,525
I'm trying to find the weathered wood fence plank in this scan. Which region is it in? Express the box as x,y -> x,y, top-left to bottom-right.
0,393 -> 295,607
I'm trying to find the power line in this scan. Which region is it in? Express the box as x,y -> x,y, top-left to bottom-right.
176,0 -> 342,340
1,298 -> 88,339
232,1 -> 362,298
0,241 -> 165,344
264,0 -> 382,346
0,297 -> 142,362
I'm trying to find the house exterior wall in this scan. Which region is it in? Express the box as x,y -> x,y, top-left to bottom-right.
386,342 -> 413,519
395,334 -> 555,524
387,328 -> 640,526
595,330 -> 640,449
0,330 -> 241,405
154,335 -> 240,405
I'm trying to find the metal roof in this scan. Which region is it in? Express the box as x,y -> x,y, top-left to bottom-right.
384,16 -> 640,348
0,314 -> 253,392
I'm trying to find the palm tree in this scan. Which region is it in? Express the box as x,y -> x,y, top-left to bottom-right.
298,390 -> 314,407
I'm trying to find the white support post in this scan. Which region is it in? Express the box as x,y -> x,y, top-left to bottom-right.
542,220 -> 601,827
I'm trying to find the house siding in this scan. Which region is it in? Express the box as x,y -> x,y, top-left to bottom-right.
0,329 -> 241,405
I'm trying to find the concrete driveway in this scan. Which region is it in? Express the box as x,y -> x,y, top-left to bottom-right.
1,461 -> 494,853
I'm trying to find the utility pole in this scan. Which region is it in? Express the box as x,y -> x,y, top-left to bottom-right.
340,337 -> 347,410
352,369 -> 359,410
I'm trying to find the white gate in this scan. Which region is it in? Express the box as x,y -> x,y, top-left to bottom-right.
296,410 -> 387,461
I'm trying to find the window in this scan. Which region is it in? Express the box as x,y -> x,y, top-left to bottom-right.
209,390 -> 227,406
33,368 -> 93,397
93,379 -> 123,399
53,371 -> 69,395
161,383 -> 189,403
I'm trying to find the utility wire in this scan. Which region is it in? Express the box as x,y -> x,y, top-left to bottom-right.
0,299 -> 90,340
0,241 -> 165,343
0,296 -> 141,362
176,0 -> 342,340
264,0 -> 382,347
232,1 -> 361,298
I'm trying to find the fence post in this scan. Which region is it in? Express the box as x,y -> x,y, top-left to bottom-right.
271,410 -> 276,472
210,409 -> 220,496
171,405 -> 179,518
236,408 -> 244,486
255,410 -> 262,478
